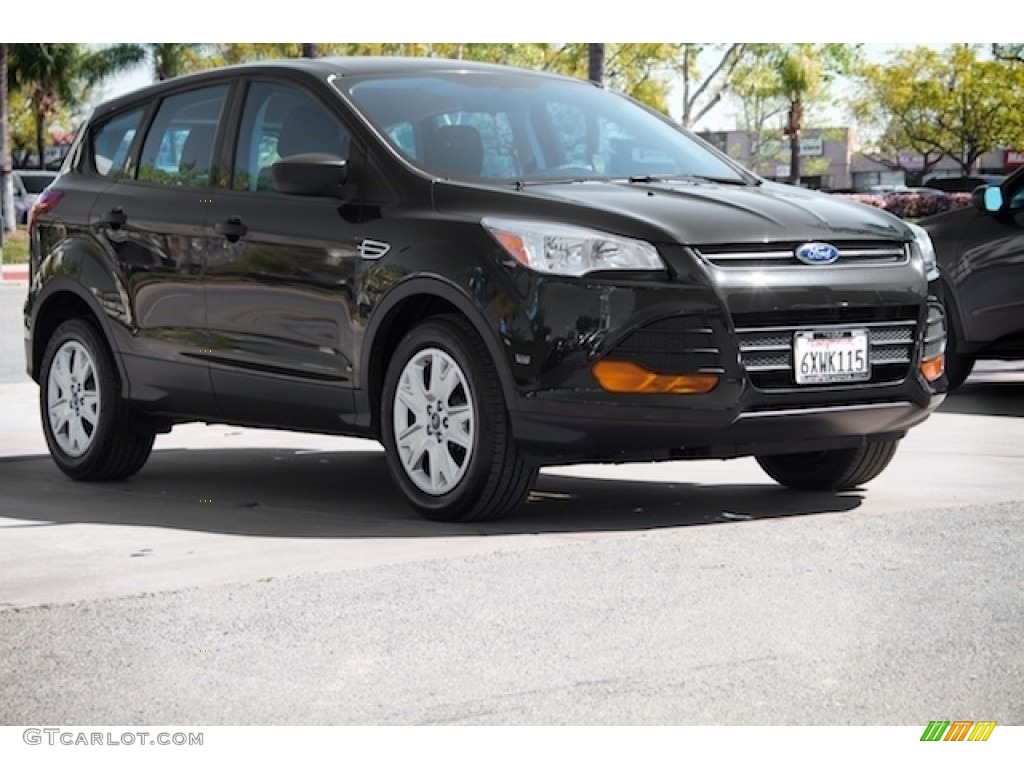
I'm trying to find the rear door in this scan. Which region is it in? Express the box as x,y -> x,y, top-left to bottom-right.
89,83 -> 231,417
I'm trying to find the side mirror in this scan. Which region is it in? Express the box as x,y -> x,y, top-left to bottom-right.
979,185 -> 1004,213
272,153 -> 347,197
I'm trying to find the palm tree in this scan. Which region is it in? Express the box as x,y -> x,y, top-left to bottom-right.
8,44 -> 144,169
776,45 -> 822,185
146,44 -> 204,81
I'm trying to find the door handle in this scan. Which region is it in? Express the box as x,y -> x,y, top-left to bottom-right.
215,216 -> 247,242
100,207 -> 127,229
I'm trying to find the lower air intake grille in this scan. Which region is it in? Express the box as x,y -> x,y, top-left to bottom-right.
609,316 -> 722,374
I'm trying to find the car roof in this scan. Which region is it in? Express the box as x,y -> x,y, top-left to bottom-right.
92,57 -> 582,117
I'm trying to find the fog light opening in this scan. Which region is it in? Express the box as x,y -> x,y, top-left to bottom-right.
921,354 -> 945,383
592,360 -> 719,394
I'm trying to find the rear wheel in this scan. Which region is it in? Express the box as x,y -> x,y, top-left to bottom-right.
381,315 -> 536,522
40,319 -> 155,481
755,439 -> 901,491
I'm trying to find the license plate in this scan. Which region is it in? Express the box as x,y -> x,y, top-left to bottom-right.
794,329 -> 870,384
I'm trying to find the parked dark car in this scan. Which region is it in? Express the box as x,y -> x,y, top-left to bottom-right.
921,169 -> 1024,388
24,58 -> 947,521
925,175 -> 1005,194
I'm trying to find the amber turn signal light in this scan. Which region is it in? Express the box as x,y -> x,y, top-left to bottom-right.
592,360 -> 719,394
920,354 -> 945,383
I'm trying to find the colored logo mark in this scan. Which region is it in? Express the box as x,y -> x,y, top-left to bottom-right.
920,720 -> 996,742
794,242 -> 840,265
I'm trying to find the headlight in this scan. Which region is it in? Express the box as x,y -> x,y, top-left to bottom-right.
906,221 -> 939,281
484,218 -> 664,277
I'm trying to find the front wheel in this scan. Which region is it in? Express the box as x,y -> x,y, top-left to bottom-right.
39,318 -> 155,481
755,440 -> 901,491
381,315 -> 537,522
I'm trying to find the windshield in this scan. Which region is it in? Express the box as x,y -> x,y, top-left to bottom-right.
341,71 -> 747,185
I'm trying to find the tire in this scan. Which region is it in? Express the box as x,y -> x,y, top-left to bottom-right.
755,439 -> 901,491
39,318 -> 155,481
381,315 -> 537,522
942,292 -> 975,390
943,325 -> 975,390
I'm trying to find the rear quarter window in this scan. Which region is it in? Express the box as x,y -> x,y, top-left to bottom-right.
90,109 -> 144,178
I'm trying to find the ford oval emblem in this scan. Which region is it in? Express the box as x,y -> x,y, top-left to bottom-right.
795,242 -> 840,265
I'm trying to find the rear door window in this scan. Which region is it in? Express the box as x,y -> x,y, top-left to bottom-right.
138,85 -> 229,187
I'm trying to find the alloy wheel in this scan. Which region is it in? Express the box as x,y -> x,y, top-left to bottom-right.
46,340 -> 101,458
392,347 -> 476,495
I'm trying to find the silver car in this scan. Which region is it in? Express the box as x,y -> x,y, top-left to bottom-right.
13,170 -> 58,224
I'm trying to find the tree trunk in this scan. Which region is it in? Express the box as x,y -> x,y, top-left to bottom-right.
787,99 -> 803,185
588,43 -> 604,86
36,108 -> 46,170
1,44 -> 15,233
302,44 -> 318,59
789,132 -> 800,185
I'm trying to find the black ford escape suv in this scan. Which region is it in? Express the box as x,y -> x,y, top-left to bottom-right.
24,57 -> 948,521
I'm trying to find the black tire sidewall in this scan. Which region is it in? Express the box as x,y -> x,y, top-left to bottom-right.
941,290 -> 975,389
381,318 -> 503,518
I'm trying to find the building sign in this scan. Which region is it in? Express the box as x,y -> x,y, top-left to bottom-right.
799,137 -> 824,157
1004,150 -> 1024,167
762,138 -> 822,159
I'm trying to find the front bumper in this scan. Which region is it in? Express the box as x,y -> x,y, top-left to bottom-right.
499,250 -> 946,464
510,392 -> 944,463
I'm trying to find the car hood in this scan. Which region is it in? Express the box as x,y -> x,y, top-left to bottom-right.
516,179 -> 910,245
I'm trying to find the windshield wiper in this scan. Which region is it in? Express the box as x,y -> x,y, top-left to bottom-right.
626,174 -> 749,186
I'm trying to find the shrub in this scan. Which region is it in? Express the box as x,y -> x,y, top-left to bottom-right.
831,192 -> 973,219
882,192 -> 972,219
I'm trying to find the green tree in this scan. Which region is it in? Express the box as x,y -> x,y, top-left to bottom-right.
856,44 -> 1024,176
992,43 -> 1024,63
852,47 -> 949,180
774,44 -> 859,184
213,43 -> 678,113
6,84 -> 70,167
726,44 -> 858,180
144,44 -> 210,81
676,44 -> 749,129
727,46 -> 790,173
8,44 -> 144,168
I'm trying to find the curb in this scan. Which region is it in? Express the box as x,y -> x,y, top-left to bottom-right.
1,265 -> 29,283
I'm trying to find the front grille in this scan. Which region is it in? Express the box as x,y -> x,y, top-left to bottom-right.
697,241 -> 909,269
609,315 -> 723,374
734,306 -> 919,390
